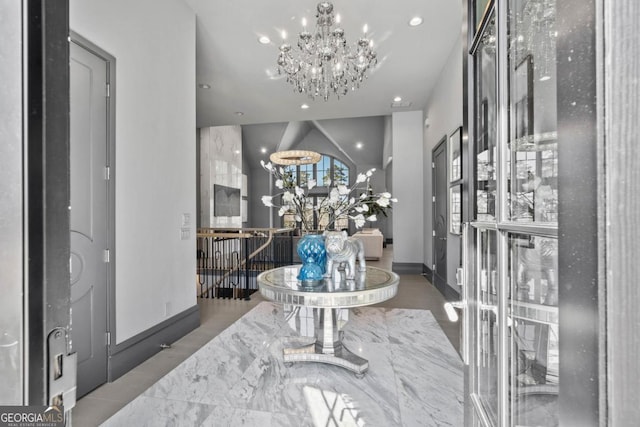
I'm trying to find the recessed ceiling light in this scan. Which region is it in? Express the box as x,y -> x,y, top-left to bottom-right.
356,142 -> 364,149
393,96 -> 402,102
258,36 -> 271,44
409,17 -> 423,27
235,150 -> 241,154
261,147 -> 267,154
198,83 -> 211,89
301,104 -> 310,110
235,111 -> 244,116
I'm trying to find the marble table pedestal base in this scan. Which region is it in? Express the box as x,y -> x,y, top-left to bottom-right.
283,307 -> 368,377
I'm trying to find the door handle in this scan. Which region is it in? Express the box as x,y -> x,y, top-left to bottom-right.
444,266 -> 465,321
444,300 -> 464,321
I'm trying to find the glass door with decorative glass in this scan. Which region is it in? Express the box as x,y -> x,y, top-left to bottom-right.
506,0 -> 558,425
464,0 -> 559,425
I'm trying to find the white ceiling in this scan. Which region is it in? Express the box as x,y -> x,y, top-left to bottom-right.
183,0 -> 463,128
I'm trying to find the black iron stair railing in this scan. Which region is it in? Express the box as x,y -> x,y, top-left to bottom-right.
196,228 -> 295,299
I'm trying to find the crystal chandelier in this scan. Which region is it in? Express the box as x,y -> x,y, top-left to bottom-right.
277,2 -> 377,101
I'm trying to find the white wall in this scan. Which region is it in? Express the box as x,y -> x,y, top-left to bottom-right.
70,0 -> 197,344
423,34 -> 463,289
392,111 -> 424,264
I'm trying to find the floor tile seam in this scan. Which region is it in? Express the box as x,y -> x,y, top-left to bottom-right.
115,393 -> 230,412
380,307 -> 424,427
388,347 -> 447,427
142,388 -> 238,409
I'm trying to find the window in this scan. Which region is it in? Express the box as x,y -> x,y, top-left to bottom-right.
280,154 -> 351,231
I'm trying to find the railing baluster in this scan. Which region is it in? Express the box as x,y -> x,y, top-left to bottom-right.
244,238 -> 250,300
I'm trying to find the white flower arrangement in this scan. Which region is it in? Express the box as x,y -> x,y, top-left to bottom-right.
260,160 -> 397,231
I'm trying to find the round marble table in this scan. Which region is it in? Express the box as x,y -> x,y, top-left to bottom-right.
257,265 -> 399,377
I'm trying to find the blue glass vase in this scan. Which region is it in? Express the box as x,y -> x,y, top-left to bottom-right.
296,234 -> 326,285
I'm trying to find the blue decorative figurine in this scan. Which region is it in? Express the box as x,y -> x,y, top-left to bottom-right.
296,234 -> 326,285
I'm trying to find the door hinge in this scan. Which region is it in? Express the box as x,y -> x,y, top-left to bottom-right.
105,166 -> 110,180
106,332 -> 111,346
432,196 -> 436,202
47,328 -> 77,410
432,264 -> 436,271
432,230 -> 436,237
105,83 -> 110,98
104,249 -> 110,263
432,162 -> 435,168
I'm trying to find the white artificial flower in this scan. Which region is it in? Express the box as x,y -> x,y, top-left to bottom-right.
282,191 -> 294,204
350,214 -> 366,228
376,197 -> 390,207
260,161 -> 394,231
391,198 -> 398,203
338,185 -> 350,195
329,188 -> 340,203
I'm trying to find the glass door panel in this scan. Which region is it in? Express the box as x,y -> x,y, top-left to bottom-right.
473,0 -> 492,33
507,0 -> 558,224
474,14 -> 497,222
509,234 -> 559,426
475,228 -> 498,424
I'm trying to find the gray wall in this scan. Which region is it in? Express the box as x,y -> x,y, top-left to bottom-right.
247,126 -> 378,230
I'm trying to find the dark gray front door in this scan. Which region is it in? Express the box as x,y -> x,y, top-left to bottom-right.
433,137 -> 448,292
69,41 -> 109,397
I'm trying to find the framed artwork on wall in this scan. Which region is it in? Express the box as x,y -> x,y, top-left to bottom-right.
449,126 -> 462,182
450,184 -> 462,234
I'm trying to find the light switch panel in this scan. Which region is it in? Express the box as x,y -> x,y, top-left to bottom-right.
181,213 -> 191,227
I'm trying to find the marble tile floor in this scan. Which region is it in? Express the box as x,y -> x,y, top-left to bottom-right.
101,302 -> 463,426
73,246 -> 463,426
